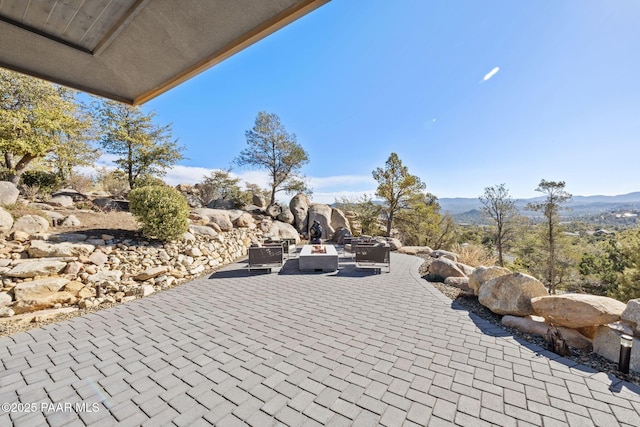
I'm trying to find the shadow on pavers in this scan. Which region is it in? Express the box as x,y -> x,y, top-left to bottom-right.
451,300 -> 640,396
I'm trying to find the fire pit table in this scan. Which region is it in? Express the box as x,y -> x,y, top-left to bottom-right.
299,244 -> 339,272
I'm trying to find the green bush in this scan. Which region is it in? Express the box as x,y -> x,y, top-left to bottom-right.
20,170 -> 63,194
129,185 -> 189,242
134,174 -> 167,189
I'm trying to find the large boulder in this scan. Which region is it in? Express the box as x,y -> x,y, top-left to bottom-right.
193,208 -> 233,231
332,228 -> 352,245
183,194 -> 203,209
234,212 -> 256,228
308,204 -> 333,239
290,193 -> 311,233
386,238 -> 403,251
266,202 -> 282,219
266,221 -> 301,244
428,257 -> 467,280
531,294 -> 627,329
252,193 -> 266,208
28,240 -> 96,258
0,181 -> 19,205
12,292 -> 76,314
49,195 -> 74,208
430,250 -> 458,261
444,277 -> 472,292
12,215 -> 49,234
331,208 -> 350,231
5,259 -> 67,278
207,199 -> 235,210
478,273 -> 548,316
51,189 -> 87,202
398,246 -> 432,255
456,262 -> 475,277
0,207 -> 13,234
621,298 -> 640,336
469,266 -> 511,295
188,225 -> 218,237
12,277 -> 75,314
277,207 -> 295,224
13,277 -> 69,300
502,315 -> 592,350
258,218 -> 273,233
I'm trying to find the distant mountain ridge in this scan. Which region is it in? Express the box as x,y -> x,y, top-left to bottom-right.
438,191 -> 640,221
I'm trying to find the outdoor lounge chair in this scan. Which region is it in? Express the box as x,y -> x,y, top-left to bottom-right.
355,244 -> 391,273
247,246 -> 284,273
345,238 -> 374,258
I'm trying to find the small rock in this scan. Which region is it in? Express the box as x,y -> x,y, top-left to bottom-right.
134,266 -> 168,281
61,215 -> 81,227
50,233 -> 89,242
5,259 -> 68,278
77,287 -> 94,299
11,230 -> 30,242
0,291 -> 12,307
186,247 -> 202,257
63,281 -> 85,295
190,265 -> 205,275
0,306 -> 15,317
88,250 -> 109,266
0,207 -> 14,234
88,270 -> 123,284
444,277 -> 472,292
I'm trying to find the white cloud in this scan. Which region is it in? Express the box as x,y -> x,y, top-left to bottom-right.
483,66 -> 500,81
164,165 -> 219,185
310,190 -> 379,205
75,157 -> 378,204
232,170 -> 271,189
308,175 -> 376,190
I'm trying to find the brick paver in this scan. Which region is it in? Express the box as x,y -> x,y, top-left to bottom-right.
1,251 -> 639,426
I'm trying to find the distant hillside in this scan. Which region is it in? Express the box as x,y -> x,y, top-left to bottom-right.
439,192 -> 640,224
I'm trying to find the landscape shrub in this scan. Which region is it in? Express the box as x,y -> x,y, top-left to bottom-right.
67,174 -> 93,193
129,185 -> 189,242
20,170 -> 63,194
134,174 -> 167,189
20,184 -> 41,201
95,168 -> 130,198
451,242 -> 497,267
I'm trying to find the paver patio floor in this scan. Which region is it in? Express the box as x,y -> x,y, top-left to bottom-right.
1,252 -> 639,426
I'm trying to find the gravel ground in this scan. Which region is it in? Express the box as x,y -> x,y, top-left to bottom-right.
418,256 -> 640,386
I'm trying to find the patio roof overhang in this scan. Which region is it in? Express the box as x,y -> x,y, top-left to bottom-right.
0,0 -> 329,105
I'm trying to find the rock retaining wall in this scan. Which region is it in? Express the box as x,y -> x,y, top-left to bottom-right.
0,228 -> 258,317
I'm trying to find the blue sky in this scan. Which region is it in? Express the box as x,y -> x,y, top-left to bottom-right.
104,0 -> 640,204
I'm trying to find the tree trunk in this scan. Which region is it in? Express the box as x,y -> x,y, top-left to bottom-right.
548,217 -> 556,294
386,212 -> 393,237
7,153 -> 36,185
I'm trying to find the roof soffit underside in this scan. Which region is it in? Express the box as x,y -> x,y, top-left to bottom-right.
0,0 -> 329,104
